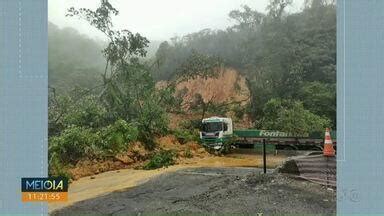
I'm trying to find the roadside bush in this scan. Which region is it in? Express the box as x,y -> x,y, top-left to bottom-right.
62,94 -> 108,129
100,119 -> 139,154
183,148 -> 193,158
48,120 -> 140,177
137,97 -> 169,149
298,81 -> 336,127
143,149 -> 176,170
48,153 -> 73,180
48,126 -> 102,165
49,91 -> 109,133
173,128 -> 199,144
176,120 -> 201,144
260,98 -> 331,135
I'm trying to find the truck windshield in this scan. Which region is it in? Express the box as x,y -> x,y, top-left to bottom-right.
202,122 -> 223,133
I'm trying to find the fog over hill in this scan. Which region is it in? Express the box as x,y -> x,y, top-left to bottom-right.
49,22 -> 163,91
48,0 -> 304,41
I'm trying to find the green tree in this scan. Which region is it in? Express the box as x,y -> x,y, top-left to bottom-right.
260,98 -> 330,135
67,0 -> 169,147
298,81 -> 336,127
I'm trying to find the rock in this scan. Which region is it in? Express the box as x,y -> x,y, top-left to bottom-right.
277,159 -> 300,175
90,176 -> 95,179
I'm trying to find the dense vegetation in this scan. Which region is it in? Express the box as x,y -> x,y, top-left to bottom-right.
48,0 -> 336,176
152,0 -> 336,132
49,1 -> 181,175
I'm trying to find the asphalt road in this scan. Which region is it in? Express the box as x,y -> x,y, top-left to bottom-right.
52,167 -> 336,215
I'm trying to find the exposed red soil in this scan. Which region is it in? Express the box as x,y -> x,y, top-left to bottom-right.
68,136 -> 209,180
175,67 -> 250,107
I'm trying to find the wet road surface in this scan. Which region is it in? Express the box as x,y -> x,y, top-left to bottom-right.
52,167 -> 336,215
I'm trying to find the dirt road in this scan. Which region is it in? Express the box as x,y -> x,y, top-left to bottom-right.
52,167 -> 335,215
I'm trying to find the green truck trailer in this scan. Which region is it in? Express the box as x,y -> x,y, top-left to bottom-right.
200,116 -> 336,152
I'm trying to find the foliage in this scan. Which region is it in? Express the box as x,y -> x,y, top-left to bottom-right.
143,149 -> 176,170
260,98 -> 331,135
298,81 -> 336,127
151,0 -> 336,127
62,94 -> 108,129
231,103 -> 247,120
229,5 -> 265,30
175,50 -> 223,82
48,88 -> 109,136
48,157 -> 73,181
179,119 -> 202,131
157,83 -> 184,113
64,1 -> 170,149
49,126 -> 102,165
48,119 -> 139,176
100,119 -> 138,154
188,93 -> 228,120
67,2 -> 149,83
176,119 -> 202,144
173,128 -> 199,144
136,96 -> 169,149
184,148 -> 193,158
47,1 -> 175,177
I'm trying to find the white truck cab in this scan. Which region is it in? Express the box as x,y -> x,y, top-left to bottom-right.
200,116 -> 233,150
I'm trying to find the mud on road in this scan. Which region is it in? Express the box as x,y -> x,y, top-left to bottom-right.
52,167 -> 336,215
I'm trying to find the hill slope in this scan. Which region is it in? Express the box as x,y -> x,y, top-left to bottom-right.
176,67 -> 250,108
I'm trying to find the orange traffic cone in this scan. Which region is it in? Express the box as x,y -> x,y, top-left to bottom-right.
323,128 -> 335,157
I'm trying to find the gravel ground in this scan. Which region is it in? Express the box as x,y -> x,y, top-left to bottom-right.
52,167 -> 336,215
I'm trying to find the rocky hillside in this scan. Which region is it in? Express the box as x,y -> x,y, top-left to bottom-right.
176,67 -> 250,108
158,67 -> 253,128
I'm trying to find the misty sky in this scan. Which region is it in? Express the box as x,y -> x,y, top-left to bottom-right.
49,0 -> 304,41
